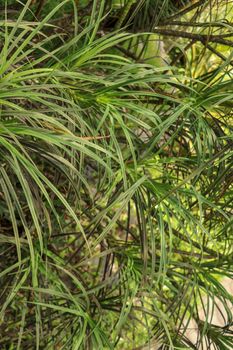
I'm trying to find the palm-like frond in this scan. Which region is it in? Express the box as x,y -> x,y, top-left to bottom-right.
0,1 -> 232,349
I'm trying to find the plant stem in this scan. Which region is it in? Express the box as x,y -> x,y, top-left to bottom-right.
115,0 -> 136,30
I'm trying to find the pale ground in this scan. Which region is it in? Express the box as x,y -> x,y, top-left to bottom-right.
185,277 -> 233,350
134,278 -> 233,350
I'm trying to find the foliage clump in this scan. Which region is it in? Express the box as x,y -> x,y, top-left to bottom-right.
0,1 -> 232,349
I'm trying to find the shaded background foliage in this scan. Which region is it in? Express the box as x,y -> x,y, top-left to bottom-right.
0,0 -> 232,349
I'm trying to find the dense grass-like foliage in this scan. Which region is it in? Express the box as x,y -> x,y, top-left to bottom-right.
0,1 -> 232,349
